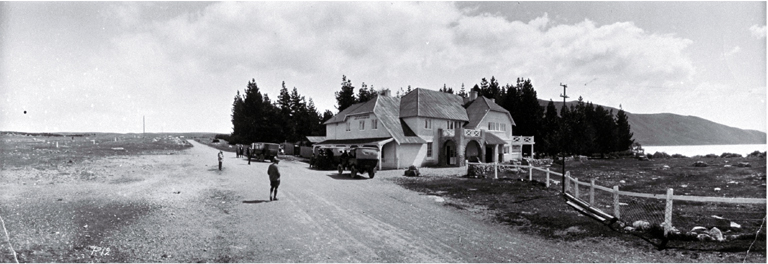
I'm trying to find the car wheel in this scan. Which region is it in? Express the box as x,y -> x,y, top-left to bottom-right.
351,167 -> 357,178
369,168 -> 376,178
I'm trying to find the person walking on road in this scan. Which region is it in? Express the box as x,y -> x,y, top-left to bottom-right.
218,150 -> 224,171
268,158 -> 281,201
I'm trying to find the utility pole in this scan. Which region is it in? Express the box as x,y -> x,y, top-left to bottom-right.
559,83 -> 568,194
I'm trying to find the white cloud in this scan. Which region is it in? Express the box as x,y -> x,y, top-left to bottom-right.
749,24 -> 766,39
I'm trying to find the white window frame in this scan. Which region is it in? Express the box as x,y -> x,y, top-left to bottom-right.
427,142 -> 433,157
372,119 -> 378,130
346,121 -> 351,132
359,120 -> 365,130
447,120 -> 454,130
425,118 -> 432,129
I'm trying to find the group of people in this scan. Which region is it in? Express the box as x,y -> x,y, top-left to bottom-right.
235,145 -> 250,159
217,147 -> 282,201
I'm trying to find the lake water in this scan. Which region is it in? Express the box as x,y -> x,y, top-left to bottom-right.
643,144 -> 766,157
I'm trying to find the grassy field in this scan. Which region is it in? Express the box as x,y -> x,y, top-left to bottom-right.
0,133 -> 197,171
390,156 -> 766,263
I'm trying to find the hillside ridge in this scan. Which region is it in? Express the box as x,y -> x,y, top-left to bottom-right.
537,99 -> 766,146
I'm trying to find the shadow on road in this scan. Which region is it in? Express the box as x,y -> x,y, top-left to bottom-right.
326,173 -> 372,180
242,200 -> 270,204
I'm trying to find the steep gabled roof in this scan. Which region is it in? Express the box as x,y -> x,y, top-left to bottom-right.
400,88 -> 469,121
374,96 -> 425,144
465,96 -> 516,129
323,99 -> 376,124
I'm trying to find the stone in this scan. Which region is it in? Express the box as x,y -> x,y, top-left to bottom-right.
696,234 -> 711,241
661,165 -> 670,170
709,227 -> 724,241
632,220 -> 651,231
691,226 -> 707,232
730,222 -> 742,229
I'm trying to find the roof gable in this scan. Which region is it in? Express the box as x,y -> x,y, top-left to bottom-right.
465,96 -> 516,129
324,99 -> 376,124
373,96 -> 425,144
400,88 -> 469,121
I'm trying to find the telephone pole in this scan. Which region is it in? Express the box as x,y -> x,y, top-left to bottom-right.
559,83 -> 568,194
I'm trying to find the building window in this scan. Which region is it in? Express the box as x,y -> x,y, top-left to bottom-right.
447,120 -> 454,129
425,118 -> 432,129
501,123 -> 506,131
427,142 -> 433,157
359,120 -> 365,130
503,146 -> 510,154
488,122 -> 502,131
372,119 -> 378,130
346,122 -> 351,131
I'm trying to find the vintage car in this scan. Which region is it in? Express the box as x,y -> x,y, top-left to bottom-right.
338,147 -> 379,178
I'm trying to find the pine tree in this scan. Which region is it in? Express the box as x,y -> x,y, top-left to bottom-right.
230,90 -> 246,143
458,83 -> 467,98
335,75 -> 357,112
616,109 -> 634,151
542,100 -> 560,157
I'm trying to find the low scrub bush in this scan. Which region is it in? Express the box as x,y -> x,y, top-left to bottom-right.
652,151 -> 671,159
720,152 -> 743,158
747,151 -> 766,158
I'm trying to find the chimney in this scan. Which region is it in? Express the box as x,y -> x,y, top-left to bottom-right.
380,88 -> 391,97
470,90 -> 478,101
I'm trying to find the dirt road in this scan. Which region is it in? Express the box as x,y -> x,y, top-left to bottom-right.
1,140 -> 658,262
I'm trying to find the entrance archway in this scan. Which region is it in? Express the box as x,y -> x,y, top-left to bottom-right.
465,140 -> 482,162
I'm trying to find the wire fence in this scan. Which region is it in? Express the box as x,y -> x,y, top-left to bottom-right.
467,162 -> 766,251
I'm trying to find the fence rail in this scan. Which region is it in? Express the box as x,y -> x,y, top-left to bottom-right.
467,162 -> 767,238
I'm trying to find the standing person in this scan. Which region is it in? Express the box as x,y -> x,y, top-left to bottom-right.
268,158 -> 281,201
247,147 -> 251,165
218,150 -> 224,171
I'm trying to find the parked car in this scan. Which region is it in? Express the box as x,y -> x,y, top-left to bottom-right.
338,147 -> 379,178
250,142 -> 280,162
311,147 -> 345,170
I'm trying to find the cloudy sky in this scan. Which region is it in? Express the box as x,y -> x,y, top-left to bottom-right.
1,1 -> 765,134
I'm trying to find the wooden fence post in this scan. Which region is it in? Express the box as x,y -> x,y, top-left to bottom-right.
545,168 -> 550,188
574,177 -> 579,198
565,173 -> 570,193
664,188 -> 674,236
589,179 -> 595,205
613,186 -> 620,219
528,165 -> 532,181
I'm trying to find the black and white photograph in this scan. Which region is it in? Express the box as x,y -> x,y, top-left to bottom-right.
1,1 -> 766,262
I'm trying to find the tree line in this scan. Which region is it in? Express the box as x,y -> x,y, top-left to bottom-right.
229,75 -> 635,158
229,79 -> 332,144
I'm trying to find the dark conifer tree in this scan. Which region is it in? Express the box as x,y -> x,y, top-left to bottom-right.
335,75 -> 357,112
616,109 -> 634,151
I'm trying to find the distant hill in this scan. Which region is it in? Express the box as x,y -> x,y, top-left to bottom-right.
538,100 -> 766,146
